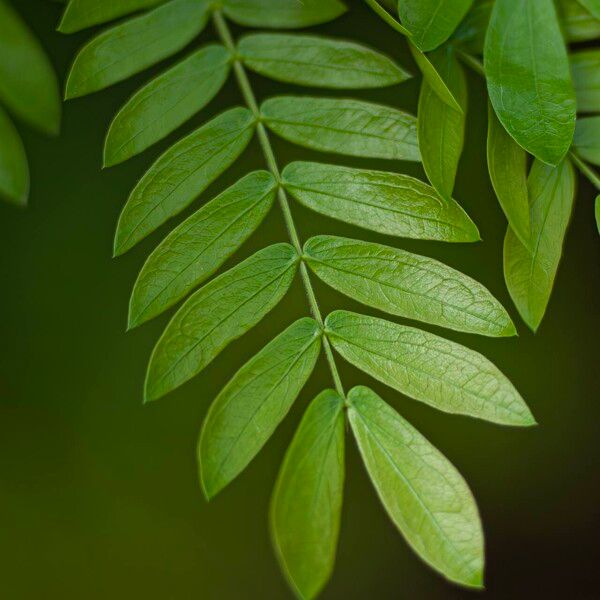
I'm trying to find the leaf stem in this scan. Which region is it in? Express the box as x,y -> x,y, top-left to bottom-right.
212,9 -> 345,397
569,151 -> 600,192
457,49 -> 485,77
362,0 -> 411,36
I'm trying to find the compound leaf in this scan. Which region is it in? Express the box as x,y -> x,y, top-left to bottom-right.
327,311 -> 534,426
484,0 -> 576,165
238,33 -> 409,89
199,317 -> 322,498
282,162 -> 478,242
271,389 -> 345,600
347,386 -> 484,588
145,243 -> 298,402
262,96 -> 420,161
129,171 -> 277,328
573,117 -> 600,166
0,0 -> 60,134
570,50 -> 600,113
504,159 -> 576,331
65,0 -> 210,99
304,235 -> 515,337
114,107 -> 255,256
0,105 -> 28,206
104,44 -> 232,166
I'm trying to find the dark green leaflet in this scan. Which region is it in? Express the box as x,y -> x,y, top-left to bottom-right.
113,107 -> 256,256
558,0 -> 600,42
104,44 -> 232,166
574,117 -> 600,166
128,171 -> 277,328
417,45 -> 467,199
504,159 -> 576,332
326,311 -> 534,426
145,243 -> 299,402
65,0 -> 210,99
596,196 -> 600,234
271,389 -> 345,600
199,318 -> 322,498
451,0 -> 493,54
397,0 -> 475,52
0,0 -> 60,135
484,0 -> 576,165
261,96 -> 420,161
347,386 -> 484,588
0,105 -> 28,206
571,50 -> 600,113
305,235 -> 515,337
578,0 -> 600,19
58,0 -> 165,32
222,0 -> 346,28
487,104 -> 530,247
238,33 -> 409,89
282,162 -> 479,242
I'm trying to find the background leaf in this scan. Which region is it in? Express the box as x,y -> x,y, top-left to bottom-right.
558,0 -> 600,42
104,44 -> 232,166
270,389 -> 345,600
199,318 -> 322,498
577,0 -> 600,19
451,0 -> 493,54
571,50 -> 600,113
129,171 -> 277,328
238,33 -> 409,89
282,161 -> 478,242
262,96 -> 420,161
484,0 -> 576,165
0,105 -> 28,206
304,235 -> 515,337
573,117 -> 600,167
113,107 -> 255,256
504,159 -> 576,331
327,311 -> 534,426
596,195 -> 600,234
347,386 -> 484,588
145,243 -> 298,402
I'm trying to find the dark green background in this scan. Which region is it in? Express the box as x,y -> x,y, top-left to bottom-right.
1,1 -> 599,598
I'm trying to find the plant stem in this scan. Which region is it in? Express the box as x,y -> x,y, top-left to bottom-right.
457,49 -> 485,77
362,0 -> 411,36
212,9 -> 345,398
569,151 -> 600,192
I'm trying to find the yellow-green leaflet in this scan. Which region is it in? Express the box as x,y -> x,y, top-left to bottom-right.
145,244 -> 298,402
58,0 -> 165,32
326,311 -> 534,426
104,44 -> 232,166
578,0 -> 600,19
270,389 -> 345,600
128,171 -> 277,328
113,107 -> 255,256
484,0 -> 576,165
0,105 -> 28,206
261,96 -> 420,161
304,235 -> 515,337
238,33 -> 409,89
573,117 -> 600,166
65,0 -> 210,98
571,50 -> 600,113
347,386 -> 484,588
504,159 -> 576,332
199,318 -> 322,498
282,162 -> 478,242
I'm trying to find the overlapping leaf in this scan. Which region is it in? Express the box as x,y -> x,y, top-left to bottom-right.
0,105 -> 28,206
571,50 -> 600,113
573,117 -> 600,166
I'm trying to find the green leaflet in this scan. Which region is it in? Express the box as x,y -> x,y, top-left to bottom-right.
409,44 -> 461,112
571,50 -> 600,113
104,45 -> 232,166
417,46 -> 467,199
113,107 -> 255,256
347,386 -> 484,588
484,0 -> 576,166
578,0 -> 600,19
261,96 -> 420,161
65,0 -> 210,99
0,105 -> 28,206
282,162 -> 479,242
145,243 -> 299,402
573,117 -> 600,166
398,0 -> 475,52
271,389 -> 345,600
487,104 -> 530,247
58,0 -> 164,32
238,33 -> 409,89
559,0 -> 600,42
0,0 -> 60,135
326,311 -> 534,426
304,235 -> 515,337
451,0 -> 493,55
129,171 -> 277,329
199,318 -> 322,498
222,0 -> 347,29
596,196 -> 600,234
504,159 -> 576,332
